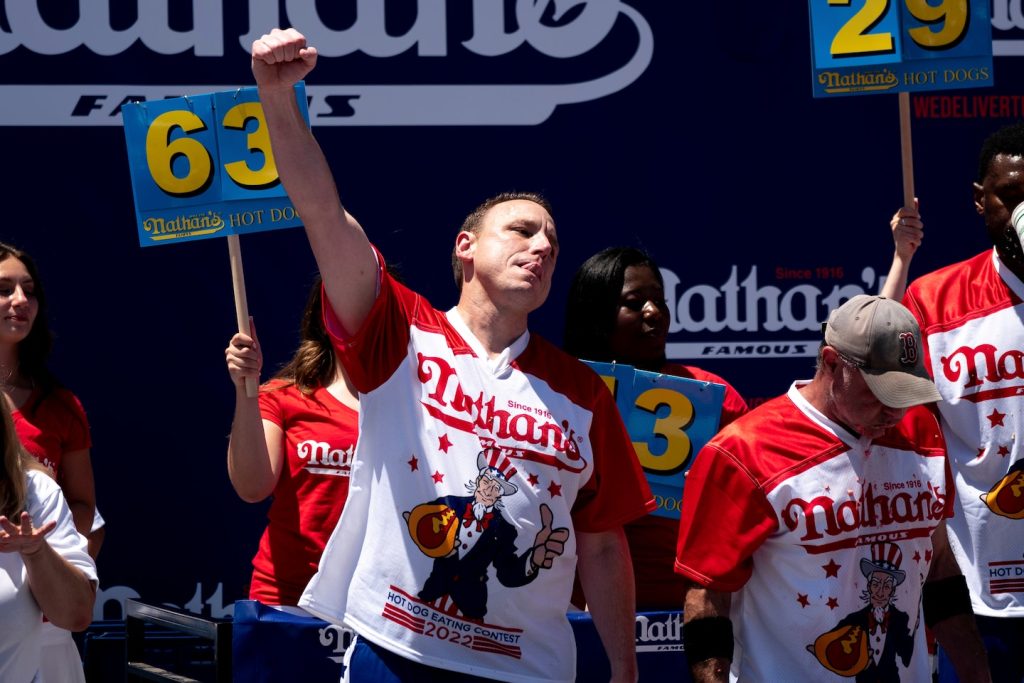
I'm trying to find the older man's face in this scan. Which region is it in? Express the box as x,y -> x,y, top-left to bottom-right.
868,571 -> 895,609
826,350 -> 907,440
475,475 -> 503,507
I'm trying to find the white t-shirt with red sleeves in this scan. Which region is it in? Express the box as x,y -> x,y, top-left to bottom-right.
249,382 -> 358,606
299,256 -> 654,683
904,248 -> 1024,617
0,470 -> 96,683
676,383 -> 951,682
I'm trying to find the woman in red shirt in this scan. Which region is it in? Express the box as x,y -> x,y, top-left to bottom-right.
225,277 -> 358,606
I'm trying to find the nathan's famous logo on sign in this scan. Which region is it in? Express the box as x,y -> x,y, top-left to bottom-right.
817,68 -> 899,95
0,0 -> 652,127
660,264 -> 886,360
142,210 -> 225,241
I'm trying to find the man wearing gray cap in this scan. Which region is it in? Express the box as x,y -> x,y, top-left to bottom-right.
674,295 -> 989,682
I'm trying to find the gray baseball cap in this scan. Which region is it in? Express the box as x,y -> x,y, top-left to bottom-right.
824,295 -> 942,408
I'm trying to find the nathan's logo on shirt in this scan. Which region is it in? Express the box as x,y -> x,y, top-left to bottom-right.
781,483 -> 947,551
416,353 -> 583,472
940,343 -> 1024,400
296,439 -> 354,475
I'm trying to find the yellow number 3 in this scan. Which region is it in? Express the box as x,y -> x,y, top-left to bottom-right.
633,388 -> 694,476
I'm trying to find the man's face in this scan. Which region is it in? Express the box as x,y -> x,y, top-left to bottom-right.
475,475 -> 503,507
974,153 -> 1024,271
868,571 -> 895,609
458,200 -> 558,313
824,348 -> 907,440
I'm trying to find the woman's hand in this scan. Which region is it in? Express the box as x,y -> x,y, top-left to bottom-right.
0,511 -> 56,556
226,317 -> 263,389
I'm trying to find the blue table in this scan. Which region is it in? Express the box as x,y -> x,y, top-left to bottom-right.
232,600 -> 690,682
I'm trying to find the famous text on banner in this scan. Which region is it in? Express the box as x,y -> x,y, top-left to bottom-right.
807,0 -> 993,98
121,83 -> 309,247
584,361 -> 725,520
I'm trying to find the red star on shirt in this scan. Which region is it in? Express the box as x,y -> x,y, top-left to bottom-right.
437,434 -> 452,453
999,445 -> 1011,457
988,409 -> 1007,427
797,593 -> 810,608
431,470 -> 445,484
527,473 -> 540,487
408,455 -> 419,472
547,482 -> 562,498
925,549 -> 933,562
822,559 -> 841,578
826,597 -> 839,610
913,551 -> 921,563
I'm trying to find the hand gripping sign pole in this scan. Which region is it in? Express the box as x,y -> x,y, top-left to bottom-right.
808,0 -> 993,206
227,235 -> 256,397
122,85 -> 310,398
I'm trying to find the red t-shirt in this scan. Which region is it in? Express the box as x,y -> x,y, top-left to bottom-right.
626,364 -> 748,610
249,381 -> 358,605
12,388 -> 91,477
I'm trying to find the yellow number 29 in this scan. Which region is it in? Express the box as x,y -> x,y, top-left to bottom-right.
145,110 -> 212,197
905,0 -> 968,49
828,0 -> 895,57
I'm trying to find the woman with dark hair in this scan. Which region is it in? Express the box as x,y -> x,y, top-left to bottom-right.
225,277 -> 358,607
0,379 -> 96,681
564,247 -> 748,611
0,242 -> 100,681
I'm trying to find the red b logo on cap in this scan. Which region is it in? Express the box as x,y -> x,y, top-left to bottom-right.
898,332 -> 918,366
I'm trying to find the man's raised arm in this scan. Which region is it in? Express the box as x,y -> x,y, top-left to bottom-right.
251,28 -> 378,334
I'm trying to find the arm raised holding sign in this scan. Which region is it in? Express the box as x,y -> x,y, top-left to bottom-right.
251,28 -> 378,335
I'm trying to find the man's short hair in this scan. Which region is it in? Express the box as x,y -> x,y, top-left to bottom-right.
451,191 -> 553,291
978,122 -> 1024,182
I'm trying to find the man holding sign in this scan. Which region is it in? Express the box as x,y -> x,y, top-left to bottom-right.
675,295 -> 988,682
251,27 -> 654,683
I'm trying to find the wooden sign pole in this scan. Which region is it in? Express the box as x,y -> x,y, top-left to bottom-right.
227,235 -> 257,398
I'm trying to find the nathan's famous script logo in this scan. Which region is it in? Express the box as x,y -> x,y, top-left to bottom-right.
941,343 -> 1024,400
982,460 -> 1024,519
781,482 -> 947,551
659,265 -> 885,360
1,0 -> 652,126
817,69 -> 899,95
142,211 -> 224,241
417,353 -> 583,473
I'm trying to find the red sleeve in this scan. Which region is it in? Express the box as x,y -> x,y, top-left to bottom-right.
57,391 -> 91,452
321,246 -> 420,394
674,439 -> 778,592
571,385 -> 656,533
718,382 -> 749,429
901,285 -> 934,379
257,382 -> 287,428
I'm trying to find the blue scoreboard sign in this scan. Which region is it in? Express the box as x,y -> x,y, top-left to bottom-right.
808,0 -> 993,97
122,84 -> 309,246
585,361 -> 725,520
